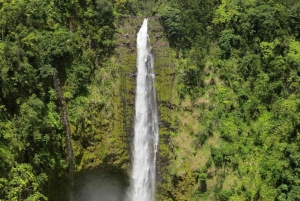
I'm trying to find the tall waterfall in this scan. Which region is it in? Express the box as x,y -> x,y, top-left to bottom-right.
130,18 -> 159,201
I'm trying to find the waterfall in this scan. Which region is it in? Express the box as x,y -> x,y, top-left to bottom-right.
53,71 -> 74,201
130,18 -> 159,201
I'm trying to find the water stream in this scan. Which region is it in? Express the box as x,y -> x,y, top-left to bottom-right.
130,18 -> 159,201
53,70 -> 74,201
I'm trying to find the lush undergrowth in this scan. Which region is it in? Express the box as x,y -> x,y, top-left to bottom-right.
0,0 -> 134,199
158,0 -> 300,200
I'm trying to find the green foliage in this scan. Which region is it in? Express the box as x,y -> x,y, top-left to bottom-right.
0,164 -> 47,201
0,0 -> 117,199
159,0 -> 219,51
219,29 -> 241,59
218,189 -> 232,201
210,147 -> 223,168
114,0 -> 138,15
287,186 -> 300,201
198,172 -> 207,182
159,7 -> 181,48
163,0 -> 300,200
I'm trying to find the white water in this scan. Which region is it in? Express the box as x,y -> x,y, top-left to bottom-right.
129,18 -> 159,201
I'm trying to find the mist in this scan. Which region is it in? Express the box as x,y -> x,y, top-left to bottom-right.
74,172 -> 127,201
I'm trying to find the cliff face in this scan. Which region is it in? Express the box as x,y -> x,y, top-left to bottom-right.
64,15 -> 193,201
114,16 -> 193,201
115,15 -> 178,199
147,17 -> 178,201
113,16 -> 177,198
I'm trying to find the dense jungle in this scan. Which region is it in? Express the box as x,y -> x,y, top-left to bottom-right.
0,0 -> 299,200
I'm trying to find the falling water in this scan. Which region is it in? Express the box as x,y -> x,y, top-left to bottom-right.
53,70 -> 74,201
130,18 -> 159,201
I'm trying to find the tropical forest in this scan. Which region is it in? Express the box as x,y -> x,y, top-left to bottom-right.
0,0 -> 299,200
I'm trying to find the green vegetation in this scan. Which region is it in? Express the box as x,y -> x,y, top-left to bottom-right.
0,0 -> 299,200
157,0 -> 300,200
0,0 -> 121,199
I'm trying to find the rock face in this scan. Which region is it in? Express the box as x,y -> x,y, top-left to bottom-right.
116,16 -> 203,201
147,17 -> 177,201
113,15 -> 177,200
49,15 -> 178,201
